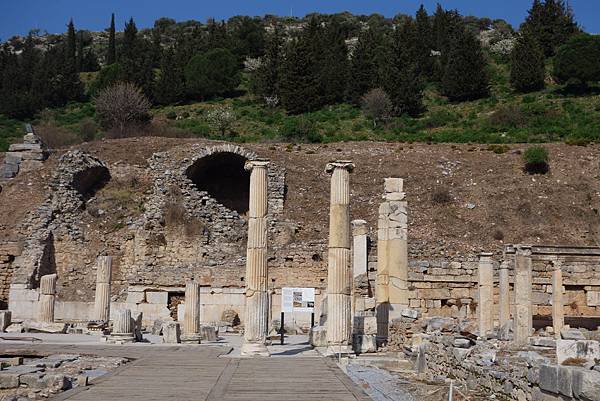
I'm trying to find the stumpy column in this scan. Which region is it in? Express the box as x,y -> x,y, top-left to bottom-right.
110,309 -> 134,343
498,261 -> 510,327
93,256 -> 112,322
514,245 -> 533,345
182,281 -> 201,344
552,259 -> 564,338
241,159 -> 270,357
326,161 -> 354,353
478,252 -> 494,337
39,274 -> 57,323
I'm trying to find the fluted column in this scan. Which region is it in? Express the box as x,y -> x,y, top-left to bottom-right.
326,161 -> 354,352
110,309 -> 135,343
241,159 -> 270,357
478,252 -> 494,337
38,274 -> 57,323
552,259 -> 564,339
93,256 -> 112,322
514,245 -> 532,345
181,281 -> 201,344
376,201 -> 390,339
498,261 -> 510,327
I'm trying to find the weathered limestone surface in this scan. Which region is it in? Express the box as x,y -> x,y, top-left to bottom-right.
514,246 -> 532,345
352,220 -> 368,279
498,261 -> 510,327
326,161 -> 354,351
110,309 -> 134,343
241,159 -> 270,356
93,256 -> 112,322
182,281 -> 201,344
38,274 -> 57,323
477,253 -> 494,336
552,260 -> 564,339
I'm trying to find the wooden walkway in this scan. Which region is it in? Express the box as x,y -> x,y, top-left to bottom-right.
0,343 -> 370,401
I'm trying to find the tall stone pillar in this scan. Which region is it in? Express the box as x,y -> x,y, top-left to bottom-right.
241,159 -> 270,357
182,281 -> 201,344
376,201 -> 390,339
93,256 -> 112,322
498,261 -> 510,328
514,245 -> 532,345
38,274 -> 57,323
352,220 -> 368,279
326,161 -> 354,353
110,309 -> 134,343
552,259 -> 564,339
478,253 -> 494,337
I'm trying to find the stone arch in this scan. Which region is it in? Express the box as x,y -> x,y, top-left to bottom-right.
185,145 -> 258,215
72,166 -> 111,201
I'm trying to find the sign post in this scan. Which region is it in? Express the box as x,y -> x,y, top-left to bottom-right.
281,288 -> 315,343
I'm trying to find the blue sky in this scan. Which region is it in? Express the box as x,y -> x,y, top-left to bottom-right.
1,0 -> 597,39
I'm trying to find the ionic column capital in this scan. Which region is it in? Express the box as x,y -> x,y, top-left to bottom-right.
245,159 -> 270,171
515,244 -> 532,256
325,160 -> 354,174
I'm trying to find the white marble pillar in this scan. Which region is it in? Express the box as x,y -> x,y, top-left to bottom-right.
93,256 -> 112,322
326,161 -> 354,353
182,281 -> 201,344
352,220 -> 368,279
514,245 -> 532,345
552,259 -> 564,339
478,252 -> 494,337
498,261 -> 510,327
241,159 -> 270,357
111,309 -> 134,343
38,274 -> 57,323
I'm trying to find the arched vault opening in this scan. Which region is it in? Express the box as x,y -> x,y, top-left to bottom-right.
185,152 -> 250,214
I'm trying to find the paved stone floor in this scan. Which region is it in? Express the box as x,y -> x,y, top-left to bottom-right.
0,334 -> 370,401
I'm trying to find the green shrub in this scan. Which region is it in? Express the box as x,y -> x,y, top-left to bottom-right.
166,111 -> 177,120
554,34 -> 600,88
522,146 -> 549,174
487,144 -> 510,154
279,117 -> 321,143
185,48 -> 241,99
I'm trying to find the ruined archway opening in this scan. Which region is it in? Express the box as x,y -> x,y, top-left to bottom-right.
186,152 -> 250,214
72,166 -> 111,200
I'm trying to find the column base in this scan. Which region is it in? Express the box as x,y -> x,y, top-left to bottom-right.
325,344 -> 354,356
240,341 -> 270,357
181,333 -> 202,344
107,333 -> 135,344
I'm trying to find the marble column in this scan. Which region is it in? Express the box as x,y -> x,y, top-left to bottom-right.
182,281 -> 201,344
93,256 -> 112,322
514,245 -> 532,345
351,220 -> 368,332
326,161 -> 354,353
498,261 -> 510,328
552,259 -> 564,339
241,159 -> 270,357
376,201 -> 390,339
38,274 -> 57,323
478,252 -> 494,337
110,309 -> 134,343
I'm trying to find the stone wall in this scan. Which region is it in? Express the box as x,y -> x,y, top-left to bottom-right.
0,242 -> 21,308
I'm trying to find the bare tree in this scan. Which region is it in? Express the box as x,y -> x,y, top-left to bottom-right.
361,88 -> 392,128
95,82 -> 151,137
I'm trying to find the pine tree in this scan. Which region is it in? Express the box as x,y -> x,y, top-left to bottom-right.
76,31 -> 84,72
319,18 -> 349,105
107,13 -> 116,64
347,28 -> 380,104
154,48 -> 185,105
441,28 -> 489,102
510,33 -> 545,92
66,19 -> 77,65
384,19 -> 425,116
432,5 -> 464,81
120,18 -> 155,98
252,27 -> 283,100
415,5 -> 435,78
279,37 -> 321,114
521,0 -> 579,57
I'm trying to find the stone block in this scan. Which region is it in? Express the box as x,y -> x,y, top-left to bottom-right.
539,364 -> 559,394
0,372 -> 19,389
401,308 -> 419,320
557,366 -> 573,397
0,311 -> 11,332
529,337 -> 556,348
364,297 -> 376,311
162,322 -> 181,344
125,291 -> 145,303
309,325 -> 327,347
146,291 -> 168,305
354,316 -> 377,335
587,291 -> 600,307
200,325 -> 217,341
384,178 -> 403,193
23,321 -> 67,334
572,369 -> 600,401
557,340 -> 600,365
561,328 -> 586,340
5,324 -> 23,333
453,338 -> 471,348
352,334 -> 376,354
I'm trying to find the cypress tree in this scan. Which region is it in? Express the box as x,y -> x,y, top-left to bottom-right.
107,13 -> 116,64
521,0 -> 579,57
252,27 -> 283,101
120,18 -> 155,97
319,18 -> 349,105
66,19 -> 77,65
441,28 -> 489,102
510,33 -> 545,92
279,37 -> 321,114
347,28 -> 380,104
76,31 -> 84,72
384,18 -> 425,116
154,48 -> 185,105
415,4 -> 435,78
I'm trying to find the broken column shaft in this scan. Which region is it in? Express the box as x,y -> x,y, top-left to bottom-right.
241,159 -> 270,357
514,245 -> 533,345
182,281 -> 201,344
552,259 -> 564,338
39,274 -> 57,323
93,256 -> 112,322
478,252 -> 494,337
498,261 -> 510,328
326,161 -> 354,352
111,309 -> 134,343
